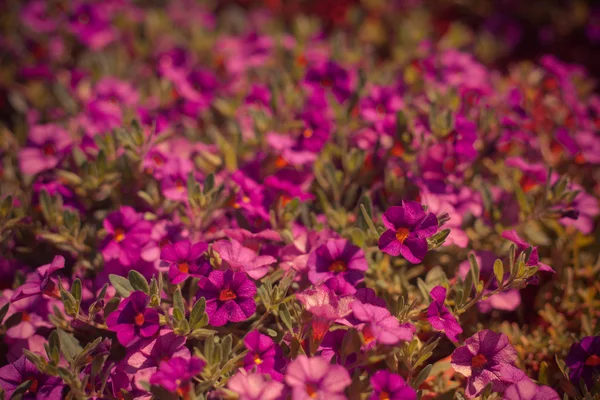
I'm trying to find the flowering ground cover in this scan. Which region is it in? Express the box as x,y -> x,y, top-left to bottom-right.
0,0 -> 600,399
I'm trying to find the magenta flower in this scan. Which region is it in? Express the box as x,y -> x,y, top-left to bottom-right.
304,61 -> 353,103
0,355 -> 64,399
11,256 -> 64,302
351,301 -> 415,347
307,238 -> 368,285
565,336 -> 600,389
378,201 -> 438,264
285,355 -> 351,400
451,330 -> 526,398
107,291 -> 160,347
149,356 -> 205,396
101,206 -> 152,266
68,3 -> 116,50
359,85 -> 403,135
18,124 -> 72,176
124,330 -> 191,389
369,370 -> 416,400
503,378 -> 559,400
243,330 -> 286,381
427,286 -> 463,342
161,240 -> 210,284
213,239 -> 276,280
501,230 -> 554,273
228,371 -> 285,400
296,286 -> 353,342
197,270 -> 257,327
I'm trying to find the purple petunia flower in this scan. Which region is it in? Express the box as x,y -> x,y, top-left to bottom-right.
197,270 -> 257,327
213,239 -> 276,280
0,355 -> 64,399
378,201 -> 438,264
501,230 -> 554,273
228,371 -> 285,400
18,124 -> 72,176
243,330 -> 286,381
307,238 -> 368,285
107,291 -> 160,347
149,356 -> 205,396
161,240 -> 210,284
124,330 -> 191,389
351,301 -> 415,347
565,336 -> 600,389
427,286 -> 463,342
503,377 -> 559,400
101,206 -> 152,266
369,370 -> 416,400
451,330 -> 526,398
285,355 -> 351,400
11,256 -> 64,302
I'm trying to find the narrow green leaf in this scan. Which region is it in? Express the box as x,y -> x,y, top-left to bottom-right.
493,259 -> 504,288
412,364 -> 432,388
173,288 -> 185,316
468,253 -> 480,285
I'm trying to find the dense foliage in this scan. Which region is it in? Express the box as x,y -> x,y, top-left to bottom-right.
0,1 -> 599,399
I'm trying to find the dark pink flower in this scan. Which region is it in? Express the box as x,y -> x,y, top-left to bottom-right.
369,370 -> 416,400
0,355 -> 64,399
161,240 -> 210,284
351,302 -> 415,347
243,330 -> 286,381
101,206 -> 152,266
307,239 -> 368,285
451,330 -> 525,398
378,201 -> 438,263
427,286 -> 462,342
18,124 -> 72,176
150,357 -> 205,395
197,270 -> 257,327
565,336 -> 600,389
107,291 -> 160,347
11,256 -> 64,302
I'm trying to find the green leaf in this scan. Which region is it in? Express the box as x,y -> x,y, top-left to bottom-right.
412,364 -> 432,388
128,270 -> 149,293
173,288 -> 185,317
189,297 -> 206,330
493,259 -> 504,288
468,253 -> 480,286
360,204 -> 379,238
71,278 -> 82,304
203,173 -> 215,194
57,329 -> 82,362
109,274 -> 134,297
